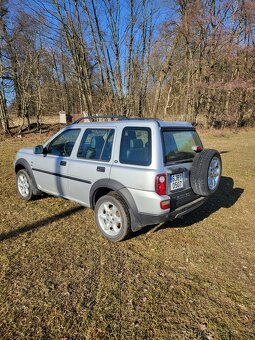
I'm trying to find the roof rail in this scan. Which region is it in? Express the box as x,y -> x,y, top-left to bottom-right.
72,115 -> 128,124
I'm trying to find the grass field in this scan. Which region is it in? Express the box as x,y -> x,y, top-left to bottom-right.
0,128 -> 255,339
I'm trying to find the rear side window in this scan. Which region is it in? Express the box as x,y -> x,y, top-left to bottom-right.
162,130 -> 202,164
77,128 -> 114,161
119,127 -> 151,166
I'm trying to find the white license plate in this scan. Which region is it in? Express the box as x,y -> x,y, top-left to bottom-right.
170,173 -> 184,191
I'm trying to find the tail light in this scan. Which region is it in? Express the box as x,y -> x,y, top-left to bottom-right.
160,199 -> 170,209
155,174 -> 167,196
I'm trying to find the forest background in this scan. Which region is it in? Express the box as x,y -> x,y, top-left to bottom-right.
0,0 -> 254,133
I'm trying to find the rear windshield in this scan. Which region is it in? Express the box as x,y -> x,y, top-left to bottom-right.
162,129 -> 202,164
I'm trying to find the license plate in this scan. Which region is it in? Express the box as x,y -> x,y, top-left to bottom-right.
170,173 -> 184,191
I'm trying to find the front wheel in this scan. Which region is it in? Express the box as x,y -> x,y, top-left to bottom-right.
16,169 -> 35,201
95,192 -> 131,242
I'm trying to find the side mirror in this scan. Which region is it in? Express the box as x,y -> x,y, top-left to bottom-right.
33,145 -> 45,154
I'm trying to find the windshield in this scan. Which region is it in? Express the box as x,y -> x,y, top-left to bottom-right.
162,130 -> 202,164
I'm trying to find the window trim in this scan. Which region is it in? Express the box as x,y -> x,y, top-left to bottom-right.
76,128 -> 115,162
119,127 -> 152,166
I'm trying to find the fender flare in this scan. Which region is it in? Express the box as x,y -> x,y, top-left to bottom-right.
14,158 -> 41,195
90,178 -> 143,232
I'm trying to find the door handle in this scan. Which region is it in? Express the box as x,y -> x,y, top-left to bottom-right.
97,166 -> 105,172
60,160 -> 67,166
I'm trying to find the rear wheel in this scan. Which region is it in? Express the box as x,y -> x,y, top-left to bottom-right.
16,169 -> 35,201
95,192 -> 131,242
190,149 -> 222,196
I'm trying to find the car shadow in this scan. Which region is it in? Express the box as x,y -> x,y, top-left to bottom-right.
135,176 -> 243,236
0,206 -> 84,242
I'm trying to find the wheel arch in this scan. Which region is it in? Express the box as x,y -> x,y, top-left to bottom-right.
92,186 -> 113,207
15,158 -> 41,195
90,179 -> 143,232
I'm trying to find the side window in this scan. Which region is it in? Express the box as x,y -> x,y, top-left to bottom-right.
119,127 -> 151,166
47,129 -> 80,157
77,129 -> 114,161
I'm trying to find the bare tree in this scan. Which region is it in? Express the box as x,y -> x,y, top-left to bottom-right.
0,0 -> 254,133
0,14 -> 8,132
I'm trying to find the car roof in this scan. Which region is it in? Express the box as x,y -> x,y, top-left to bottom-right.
69,118 -> 193,129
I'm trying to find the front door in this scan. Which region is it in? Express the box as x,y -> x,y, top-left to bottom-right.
32,128 -> 81,196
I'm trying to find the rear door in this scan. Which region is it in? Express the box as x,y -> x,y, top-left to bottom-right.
67,128 -> 115,206
162,128 -> 203,209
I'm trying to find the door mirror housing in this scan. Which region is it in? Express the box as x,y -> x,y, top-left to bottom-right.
33,145 -> 46,154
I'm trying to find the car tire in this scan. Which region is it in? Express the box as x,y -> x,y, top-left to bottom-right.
190,149 -> 222,196
16,169 -> 35,201
95,192 -> 131,242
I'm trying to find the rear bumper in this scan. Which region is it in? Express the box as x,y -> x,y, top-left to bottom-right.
137,196 -> 207,227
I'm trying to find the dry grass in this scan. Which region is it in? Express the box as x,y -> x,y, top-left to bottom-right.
0,128 -> 255,339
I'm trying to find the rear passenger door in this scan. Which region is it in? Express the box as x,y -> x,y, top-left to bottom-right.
67,128 -> 115,206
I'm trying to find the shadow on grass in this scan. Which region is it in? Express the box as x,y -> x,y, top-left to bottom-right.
0,206 -> 84,242
158,176 -> 243,231
134,176 -> 243,237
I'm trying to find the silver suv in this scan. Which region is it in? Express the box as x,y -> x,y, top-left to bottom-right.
14,116 -> 222,241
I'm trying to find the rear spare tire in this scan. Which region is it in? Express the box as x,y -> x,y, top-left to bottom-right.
190,149 -> 222,196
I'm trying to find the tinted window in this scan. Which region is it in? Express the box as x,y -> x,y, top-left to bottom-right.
162,130 -> 202,163
47,129 -> 80,157
77,129 -> 114,161
119,127 -> 151,166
